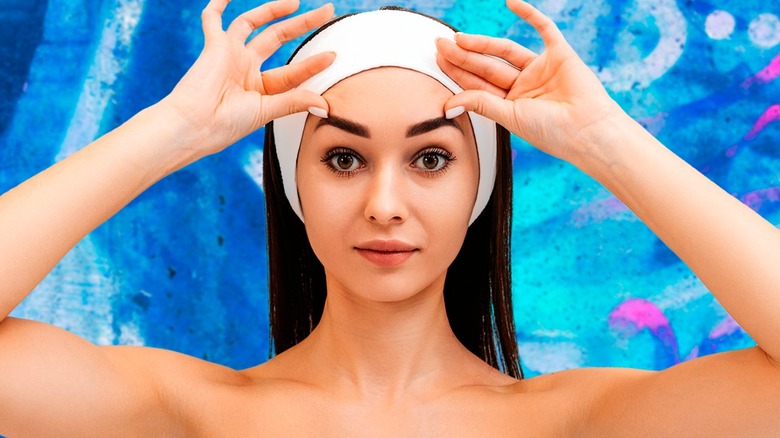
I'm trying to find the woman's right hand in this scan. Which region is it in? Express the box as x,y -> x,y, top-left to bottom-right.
161,0 -> 335,159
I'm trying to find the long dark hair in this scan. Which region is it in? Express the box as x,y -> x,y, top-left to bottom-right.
262,9 -> 523,380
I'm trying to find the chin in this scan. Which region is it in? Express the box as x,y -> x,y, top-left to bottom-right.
336,275 -> 443,304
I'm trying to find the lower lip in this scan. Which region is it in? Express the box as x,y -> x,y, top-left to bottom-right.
356,249 -> 416,267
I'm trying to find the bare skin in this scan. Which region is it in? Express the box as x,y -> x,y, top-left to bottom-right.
1,0 -> 779,437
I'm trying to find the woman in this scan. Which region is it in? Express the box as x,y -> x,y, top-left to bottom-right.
0,0 -> 778,436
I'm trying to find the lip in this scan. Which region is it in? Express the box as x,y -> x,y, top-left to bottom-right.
355,240 -> 418,267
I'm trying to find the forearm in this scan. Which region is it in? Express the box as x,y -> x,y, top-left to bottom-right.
0,101 -> 201,319
573,114 -> 780,360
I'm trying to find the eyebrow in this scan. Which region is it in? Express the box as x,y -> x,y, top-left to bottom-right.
315,115 -> 464,138
406,117 -> 464,137
316,115 -> 370,138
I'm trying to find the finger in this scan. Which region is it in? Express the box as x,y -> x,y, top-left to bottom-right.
225,0 -> 300,42
445,90 -> 518,131
506,0 -> 565,48
260,51 -> 336,95
453,32 -> 538,70
261,88 -> 330,122
436,37 -> 519,90
201,0 -> 230,39
247,3 -> 335,59
436,53 -> 508,98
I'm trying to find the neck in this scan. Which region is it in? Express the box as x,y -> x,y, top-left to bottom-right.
297,273 -> 477,400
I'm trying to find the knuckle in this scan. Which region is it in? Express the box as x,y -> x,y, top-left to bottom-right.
498,38 -> 514,56
482,64 -> 496,79
236,16 -> 254,33
273,27 -> 289,44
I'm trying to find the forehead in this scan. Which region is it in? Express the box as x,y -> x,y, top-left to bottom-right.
323,67 -> 454,116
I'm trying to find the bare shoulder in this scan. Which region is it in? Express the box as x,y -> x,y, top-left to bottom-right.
100,343 -> 254,433
0,317 -> 252,437
515,347 -> 780,437
103,343 -> 250,386
486,367 -> 650,436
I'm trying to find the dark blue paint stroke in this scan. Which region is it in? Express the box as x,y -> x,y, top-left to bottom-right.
592,2 -> 628,70
0,0 -> 48,134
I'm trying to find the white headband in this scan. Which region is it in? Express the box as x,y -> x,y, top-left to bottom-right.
273,9 -> 497,225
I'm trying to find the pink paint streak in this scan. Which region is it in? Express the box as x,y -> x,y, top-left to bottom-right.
742,52 -> 780,88
609,298 -> 670,332
745,105 -> 780,141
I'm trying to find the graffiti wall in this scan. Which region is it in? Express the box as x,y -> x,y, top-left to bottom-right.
1,0 -> 777,378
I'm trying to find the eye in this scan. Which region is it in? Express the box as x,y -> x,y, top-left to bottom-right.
413,147 -> 454,173
332,153 -> 359,170
321,148 -> 364,175
418,154 -> 443,170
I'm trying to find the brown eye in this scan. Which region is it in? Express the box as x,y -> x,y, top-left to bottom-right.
414,151 -> 450,172
336,154 -> 354,169
327,153 -> 361,172
421,154 -> 439,170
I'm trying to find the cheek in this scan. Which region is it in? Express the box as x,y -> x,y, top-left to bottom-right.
422,180 -> 474,253
297,168 -> 361,257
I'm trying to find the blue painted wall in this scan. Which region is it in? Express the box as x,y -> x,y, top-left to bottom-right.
1,0 -> 778,378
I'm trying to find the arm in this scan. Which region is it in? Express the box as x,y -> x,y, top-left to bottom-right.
0,0 -> 334,435
437,0 -> 780,433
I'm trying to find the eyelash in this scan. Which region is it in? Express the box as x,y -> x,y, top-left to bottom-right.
320,147 -> 365,177
319,146 -> 456,177
412,147 -> 456,176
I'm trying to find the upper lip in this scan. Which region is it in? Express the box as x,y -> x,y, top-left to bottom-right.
355,240 -> 418,252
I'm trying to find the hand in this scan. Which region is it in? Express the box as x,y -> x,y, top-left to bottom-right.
436,0 -> 624,163
161,0 -> 335,158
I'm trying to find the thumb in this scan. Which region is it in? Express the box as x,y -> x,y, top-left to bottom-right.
445,90 -> 518,132
261,89 -> 330,123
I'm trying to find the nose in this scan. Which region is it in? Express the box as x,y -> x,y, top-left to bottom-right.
363,166 -> 409,225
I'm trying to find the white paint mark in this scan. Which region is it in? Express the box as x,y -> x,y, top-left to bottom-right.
55,0 -> 146,162
519,341 -> 585,374
705,10 -> 735,40
119,321 -> 145,345
530,329 -> 577,339
597,0 -> 687,91
11,237 -> 118,344
538,0 -> 568,16
653,275 -> 709,311
242,147 -> 265,192
749,13 -> 780,48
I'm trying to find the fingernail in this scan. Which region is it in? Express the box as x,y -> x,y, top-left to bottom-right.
308,106 -> 328,118
445,106 -> 465,119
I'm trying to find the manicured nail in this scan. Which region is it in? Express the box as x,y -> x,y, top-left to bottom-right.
308,106 -> 328,118
445,106 -> 465,119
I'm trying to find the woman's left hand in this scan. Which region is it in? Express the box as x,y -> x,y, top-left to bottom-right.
436,0 -> 624,165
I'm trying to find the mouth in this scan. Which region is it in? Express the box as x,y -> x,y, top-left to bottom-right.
355,240 -> 419,267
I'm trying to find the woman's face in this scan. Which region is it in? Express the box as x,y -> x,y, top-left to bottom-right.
296,67 -> 479,302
